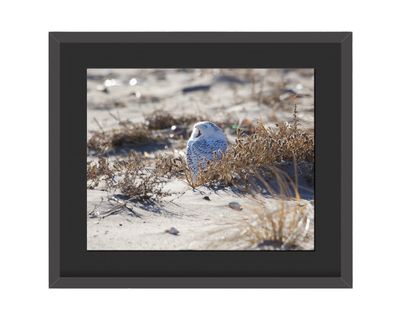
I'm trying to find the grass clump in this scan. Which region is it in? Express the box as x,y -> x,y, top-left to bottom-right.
145,111 -> 175,130
145,110 -> 203,130
87,157 -> 114,189
88,111 -> 205,153
205,169 -> 313,250
88,122 -> 166,153
182,118 -> 314,189
87,152 -> 169,202
154,153 -> 186,178
151,106 -> 314,190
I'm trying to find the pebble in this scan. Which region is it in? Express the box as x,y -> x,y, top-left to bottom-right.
182,84 -> 211,93
228,202 -> 242,211
165,227 -> 180,236
96,85 -> 109,94
203,196 -> 211,201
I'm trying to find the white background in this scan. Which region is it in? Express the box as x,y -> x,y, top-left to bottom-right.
1,0 -> 399,319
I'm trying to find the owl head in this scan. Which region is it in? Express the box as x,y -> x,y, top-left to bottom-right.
190,121 -> 225,140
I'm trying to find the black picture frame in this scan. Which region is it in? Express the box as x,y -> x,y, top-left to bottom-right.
49,32 -> 352,288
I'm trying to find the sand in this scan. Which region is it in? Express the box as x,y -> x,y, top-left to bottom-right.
86,68 -> 314,250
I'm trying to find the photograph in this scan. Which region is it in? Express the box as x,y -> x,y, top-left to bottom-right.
87,68 -> 315,250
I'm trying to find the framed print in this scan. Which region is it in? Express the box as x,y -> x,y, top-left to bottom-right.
49,32 -> 352,288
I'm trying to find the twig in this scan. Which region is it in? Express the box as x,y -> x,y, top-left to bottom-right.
93,196 -> 143,219
93,117 -> 105,133
108,110 -> 121,122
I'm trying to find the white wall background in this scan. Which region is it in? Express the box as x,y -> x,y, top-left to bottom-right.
1,0 -> 399,319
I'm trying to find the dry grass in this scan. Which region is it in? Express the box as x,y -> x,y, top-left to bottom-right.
145,110 -> 203,130
90,106 -> 314,194
208,197 -> 312,250
87,157 -> 114,189
88,111 -> 206,153
205,169 -> 312,250
150,107 -> 314,190
87,152 -> 169,201
195,109 -> 314,250
87,122 -> 166,153
154,153 -> 186,178
179,113 -> 314,189
87,107 -> 314,238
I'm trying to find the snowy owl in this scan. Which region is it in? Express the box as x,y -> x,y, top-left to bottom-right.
186,121 -> 228,177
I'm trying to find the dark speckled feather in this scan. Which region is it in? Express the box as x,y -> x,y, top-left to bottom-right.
187,138 -> 227,176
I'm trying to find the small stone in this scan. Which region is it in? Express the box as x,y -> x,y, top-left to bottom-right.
165,227 -> 180,236
203,196 -> 211,201
96,85 -> 109,94
228,202 -> 242,211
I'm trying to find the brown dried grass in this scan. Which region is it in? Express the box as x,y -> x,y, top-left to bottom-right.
88,111 -> 206,153
87,152 -> 168,201
145,110 -> 203,130
87,122 -> 166,153
205,168 -> 312,250
180,114 -> 314,189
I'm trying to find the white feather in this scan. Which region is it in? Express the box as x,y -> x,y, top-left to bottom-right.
186,121 -> 228,178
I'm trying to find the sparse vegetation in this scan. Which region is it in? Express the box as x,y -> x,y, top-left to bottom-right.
154,153 -> 186,178
87,109 -> 313,209
178,117 -> 314,189
87,157 -> 114,189
88,111 -> 206,153
145,110 -> 203,130
87,152 -> 169,201
203,168 -> 312,250
87,68 -> 314,250
88,122 -> 167,153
